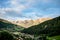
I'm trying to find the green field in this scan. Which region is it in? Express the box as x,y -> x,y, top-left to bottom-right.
48,35 -> 60,40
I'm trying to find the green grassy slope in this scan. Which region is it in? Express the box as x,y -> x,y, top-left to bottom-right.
48,35 -> 60,40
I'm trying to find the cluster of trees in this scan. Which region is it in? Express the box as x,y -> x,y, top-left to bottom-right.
0,31 -> 15,40
0,31 -> 48,40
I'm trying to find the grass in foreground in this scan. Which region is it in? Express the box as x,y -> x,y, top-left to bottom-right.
47,35 -> 60,40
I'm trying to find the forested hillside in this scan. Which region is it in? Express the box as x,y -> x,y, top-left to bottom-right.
22,16 -> 60,36
0,19 -> 24,32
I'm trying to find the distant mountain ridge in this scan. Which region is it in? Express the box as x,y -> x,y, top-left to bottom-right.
11,18 -> 51,28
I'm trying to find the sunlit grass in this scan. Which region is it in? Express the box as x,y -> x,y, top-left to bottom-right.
48,35 -> 60,40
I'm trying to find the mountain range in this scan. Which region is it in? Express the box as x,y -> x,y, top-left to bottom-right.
11,18 -> 51,28
0,16 -> 60,40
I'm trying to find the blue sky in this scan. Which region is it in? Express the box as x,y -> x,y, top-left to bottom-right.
0,0 -> 60,20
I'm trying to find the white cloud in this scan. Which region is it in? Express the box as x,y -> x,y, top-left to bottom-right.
0,0 -> 36,16
0,0 -> 59,20
6,16 -> 31,21
0,9 -> 6,14
0,0 -> 53,14
9,0 -> 31,13
0,8 -> 6,18
16,17 -> 31,20
0,0 -> 27,14
23,11 -> 43,19
0,0 -> 34,20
